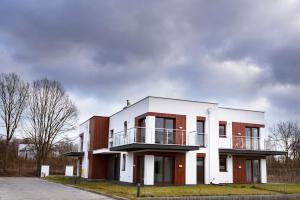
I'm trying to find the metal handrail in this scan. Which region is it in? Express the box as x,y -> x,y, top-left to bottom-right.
219,136 -> 284,151
111,127 -> 206,147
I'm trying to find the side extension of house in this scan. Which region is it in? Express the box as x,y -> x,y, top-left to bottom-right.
67,96 -> 286,185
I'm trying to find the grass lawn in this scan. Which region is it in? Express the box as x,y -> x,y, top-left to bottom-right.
45,176 -> 300,199
253,183 -> 300,194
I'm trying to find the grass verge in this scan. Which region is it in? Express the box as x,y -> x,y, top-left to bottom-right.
46,176 -> 300,199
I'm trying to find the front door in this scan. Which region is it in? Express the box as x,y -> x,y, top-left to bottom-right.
197,158 -> 205,184
154,156 -> 174,184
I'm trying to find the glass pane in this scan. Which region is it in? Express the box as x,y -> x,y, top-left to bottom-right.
246,128 -> 251,149
219,125 -> 225,136
155,118 -> 164,128
246,160 -> 252,183
252,160 -> 260,183
197,121 -> 204,133
167,129 -> 174,144
155,118 -> 164,144
164,157 -> 173,183
166,119 -> 174,144
166,119 -> 174,129
155,129 -> 164,144
219,158 -> 226,171
252,128 -> 259,138
197,133 -> 204,146
154,156 -> 163,183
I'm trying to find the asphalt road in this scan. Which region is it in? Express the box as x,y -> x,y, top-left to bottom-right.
0,177 -> 114,200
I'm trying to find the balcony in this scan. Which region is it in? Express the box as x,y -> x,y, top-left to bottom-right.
219,136 -> 287,156
109,127 -> 206,151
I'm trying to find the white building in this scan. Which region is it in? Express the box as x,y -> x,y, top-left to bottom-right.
69,96 -> 285,185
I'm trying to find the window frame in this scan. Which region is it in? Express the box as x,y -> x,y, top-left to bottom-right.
122,154 -> 126,171
219,124 -> 226,138
124,121 -> 128,136
197,120 -> 205,134
219,156 -> 227,172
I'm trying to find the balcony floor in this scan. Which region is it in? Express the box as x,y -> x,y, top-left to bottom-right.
219,148 -> 287,156
110,143 -> 199,152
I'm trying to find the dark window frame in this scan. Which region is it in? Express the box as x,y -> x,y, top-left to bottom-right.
124,121 -> 128,136
219,124 -> 226,137
197,120 -> 205,133
219,156 -> 227,172
122,154 -> 126,171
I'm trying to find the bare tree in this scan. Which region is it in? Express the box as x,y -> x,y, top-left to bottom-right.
269,121 -> 300,162
25,79 -> 77,176
0,73 -> 29,172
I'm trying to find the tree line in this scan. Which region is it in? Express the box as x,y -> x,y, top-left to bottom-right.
0,72 -> 78,175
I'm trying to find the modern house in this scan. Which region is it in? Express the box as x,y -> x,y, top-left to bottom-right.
68,96 -> 285,185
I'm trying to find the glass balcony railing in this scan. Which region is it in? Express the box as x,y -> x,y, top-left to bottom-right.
110,127 -> 206,147
219,136 -> 284,151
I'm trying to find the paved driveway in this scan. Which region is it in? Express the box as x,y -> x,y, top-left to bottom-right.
0,177 -> 114,200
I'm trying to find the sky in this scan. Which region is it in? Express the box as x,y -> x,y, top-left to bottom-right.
0,0 -> 300,136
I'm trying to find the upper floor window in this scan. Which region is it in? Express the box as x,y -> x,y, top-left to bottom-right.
246,127 -> 259,138
155,117 -> 175,144
124,121 -> 127,135
79,134 -> 83,151
122,154 -> 126,171
197,121 -> 205,133
219,156 -> 227,172
219,123 -> 226,137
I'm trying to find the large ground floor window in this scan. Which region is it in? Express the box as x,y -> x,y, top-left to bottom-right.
246,159 -> 260,183
154,156 -> 174,184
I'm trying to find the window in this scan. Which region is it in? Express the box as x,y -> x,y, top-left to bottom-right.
219,156 -> 227,172
155,117 -> 175,144
110,129 -> 114,138
245,127 -> 260,150
122,154 -> 126,171
197,121 -> 205,133
197,121 -> 205,146
219,124 -> 226,137
124,121 -> 127,135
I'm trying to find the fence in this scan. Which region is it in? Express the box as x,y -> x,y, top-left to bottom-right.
268,168 -> 300,183
0,157 -> 77,177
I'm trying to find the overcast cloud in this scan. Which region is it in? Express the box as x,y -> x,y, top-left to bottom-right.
0,0 -> 299,132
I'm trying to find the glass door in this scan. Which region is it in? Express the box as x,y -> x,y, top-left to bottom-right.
246,159 -> 261,183
154,156 -> 174,184
246,128 -> 251,149
155,118 -> 175,144
137,118 -> 146,143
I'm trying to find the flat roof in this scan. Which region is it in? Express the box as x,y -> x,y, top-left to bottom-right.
82,96 -> 264,120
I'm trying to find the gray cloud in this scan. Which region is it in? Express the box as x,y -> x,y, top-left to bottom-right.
0,0 -> 299,124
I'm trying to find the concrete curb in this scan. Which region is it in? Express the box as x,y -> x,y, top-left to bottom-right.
139,194 -> 300,200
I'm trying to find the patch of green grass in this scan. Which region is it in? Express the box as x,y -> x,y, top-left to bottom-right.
46,176 -> 300,199
252,184 -> 300,194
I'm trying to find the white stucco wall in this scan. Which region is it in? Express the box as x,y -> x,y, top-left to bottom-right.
219,155 -> 233,183
109,98 -> 149,133
185,151 -> 197,184
119,152 -> 134,183
144,155 -> 155,185
260,158 -> 267,183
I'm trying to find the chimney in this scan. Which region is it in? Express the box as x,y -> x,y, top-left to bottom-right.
123,100 -> 131,109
